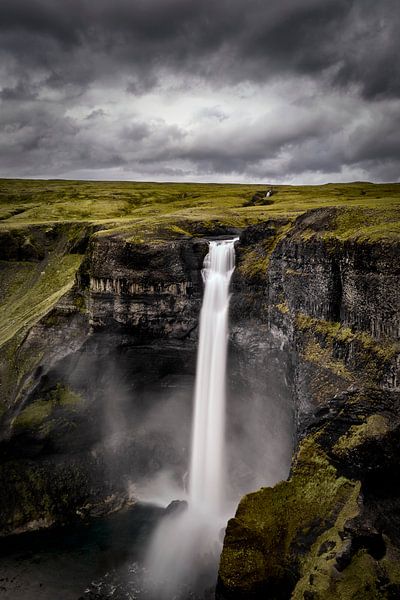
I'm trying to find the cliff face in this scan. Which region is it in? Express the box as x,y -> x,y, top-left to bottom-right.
267,209 -> 399,426
0,231 -> 208,535
0,223 -> 293,536
0,207 -> 399,598
83,234 -> 207,338
218,210 -> 400,599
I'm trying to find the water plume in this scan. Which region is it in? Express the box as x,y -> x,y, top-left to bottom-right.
189,239 -> 238,515
144,239 -> 238,598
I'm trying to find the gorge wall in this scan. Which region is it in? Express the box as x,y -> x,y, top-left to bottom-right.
0,229 -> 208,534
219,208 -> 400,599
0,208 -> 399,598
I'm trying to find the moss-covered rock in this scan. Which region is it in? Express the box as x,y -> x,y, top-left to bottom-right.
12,384 -> 83,430
293,542 -> 400,599
219,437 -> 361,598
236,220 -> 291,281
219,385 -> 400,599
333,414 -> 390,457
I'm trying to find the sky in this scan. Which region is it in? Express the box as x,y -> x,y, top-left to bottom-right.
0,0 -> 399,183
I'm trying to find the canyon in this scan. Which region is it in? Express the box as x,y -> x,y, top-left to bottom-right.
0,181 -> 399,598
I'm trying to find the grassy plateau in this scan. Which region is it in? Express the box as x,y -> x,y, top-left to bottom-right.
0,178 -> 399,350
1,179 -> 399,241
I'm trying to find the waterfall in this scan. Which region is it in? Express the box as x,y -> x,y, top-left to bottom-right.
144,238 -> 238,597
189,238 -> 238,516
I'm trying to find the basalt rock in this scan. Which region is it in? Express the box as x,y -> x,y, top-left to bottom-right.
218,387 -> 400,599
0,232 -> 209,535
218,210 -> 400,599
1,206 -> 399,600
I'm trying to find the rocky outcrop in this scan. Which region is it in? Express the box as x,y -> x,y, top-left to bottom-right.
218,209 -> 400,599
81,234 -> 207,339
218,387 -> 400,599
267,209 -> 399,425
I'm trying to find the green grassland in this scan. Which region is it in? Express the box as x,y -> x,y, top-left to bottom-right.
0,253 -> 83,348
0,178 -> 399,351
1,179 -> 399,242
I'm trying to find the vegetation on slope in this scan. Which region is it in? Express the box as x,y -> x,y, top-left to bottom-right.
0,178 -> 398,364
12,384 -> 83,430
0,179 -> 399,242
219,436 -> 361,597
0,223 -> 87,348
220,388 -> 400,599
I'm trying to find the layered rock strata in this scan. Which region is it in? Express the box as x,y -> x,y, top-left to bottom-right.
218,209 -> 400,598
1,208 -> 399,600
0,232 -> 208,535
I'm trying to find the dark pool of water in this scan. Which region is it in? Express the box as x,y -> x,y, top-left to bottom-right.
0,504 -> 166,600
0,504 -> 218,600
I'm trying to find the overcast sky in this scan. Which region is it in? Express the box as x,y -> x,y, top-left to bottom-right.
1,0 -> 399,183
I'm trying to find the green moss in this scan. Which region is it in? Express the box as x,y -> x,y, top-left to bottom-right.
324,206 -> 400,242
302,338 -> 354,381
12,400 -> 53,428
73,293 -> 87,312
296,314 -> 353,342
238,238 -> 276,278
333,414 -> 390,455
296,313 -> 399,385
0,329 -> 47,410
294,545 -> 400,599
295,551 -> 378,599
292,482 -> 361,599
168,224 -> 192,237
0,260 -> 35,303
12,384 -> 82,430
380,540 -> 400,586
334,552 -> 385,599
276,301 -> 290,314
220,436 -> 359,595
357,331 -> 399,362
48,384 -> 82,407
0,251 -> 83,348
238,222 -> 292,279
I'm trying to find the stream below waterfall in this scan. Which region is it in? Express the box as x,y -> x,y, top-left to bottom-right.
0,504 -> 164,600
0,502 -> 223,599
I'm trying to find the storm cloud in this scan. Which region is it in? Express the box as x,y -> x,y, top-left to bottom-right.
0,0 -> 399,182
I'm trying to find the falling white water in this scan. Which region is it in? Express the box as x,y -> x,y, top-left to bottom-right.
144,238 -> 238,598
189,238 -> 238,516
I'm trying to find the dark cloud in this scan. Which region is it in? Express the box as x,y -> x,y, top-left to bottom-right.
0,80 -> 38,100
126,73 -> 159,96
1,0 -> 399,95
0,0 -> 399,181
